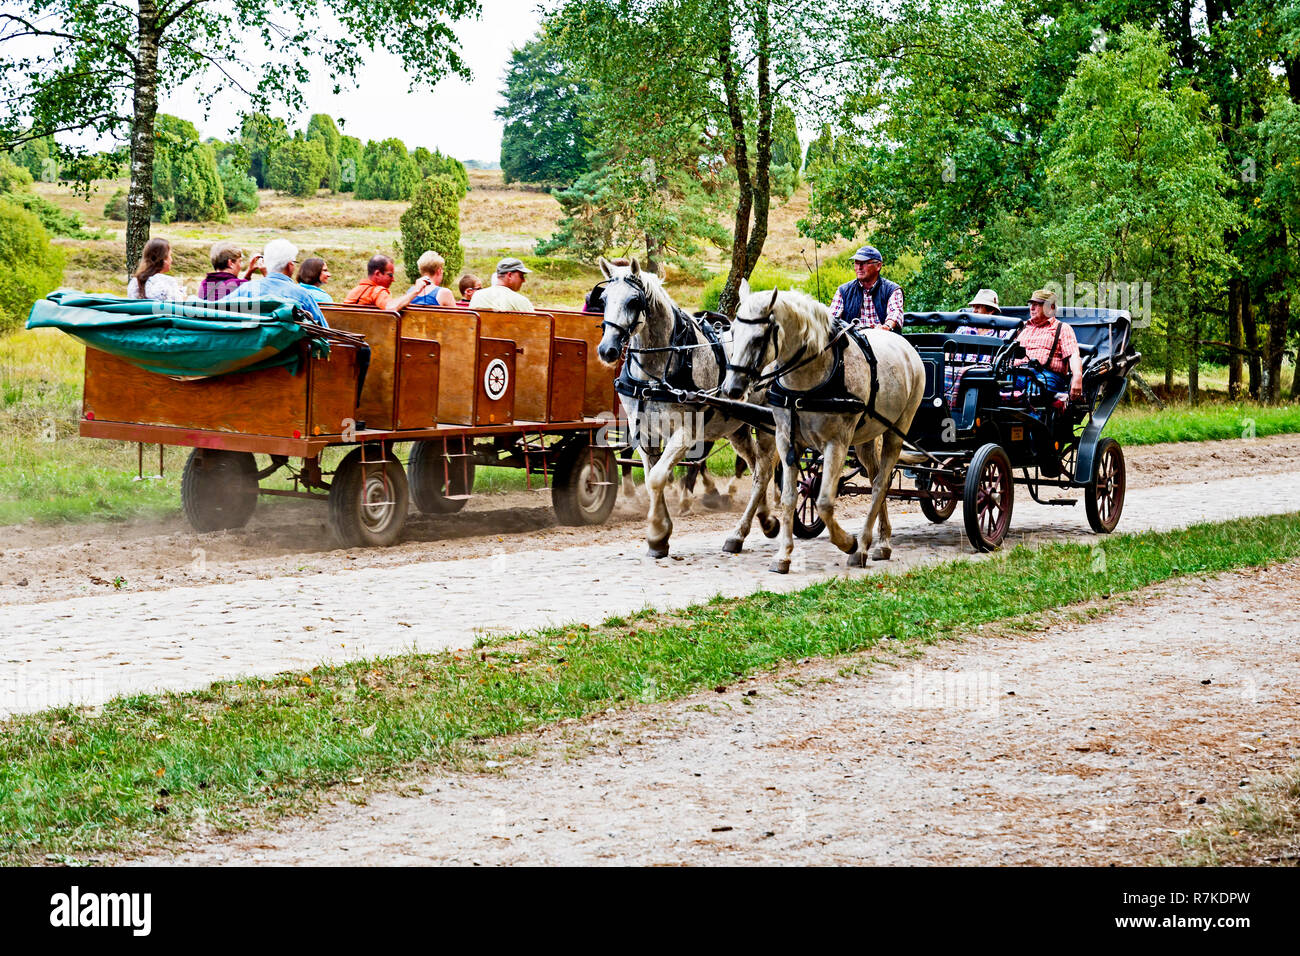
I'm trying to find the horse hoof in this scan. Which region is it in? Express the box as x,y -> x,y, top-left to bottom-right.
770,559 -> 791,575
760,516 -> 780,538
846,551 -> 867,568
647,544 -> 670,559
871,547 -> 892,562
722,537 -> 744,554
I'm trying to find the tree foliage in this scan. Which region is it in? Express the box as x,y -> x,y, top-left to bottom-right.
356,138 -> 421,200
241,113 -> 289,190
0,0 -> 480,269
399,174 -> 464,281
412,146 -> 469,197
338,135 -> 363,193
497,35 -> 593,189
0,198 -> 64,334
306,114 -> 342,191
218,157 -> 259,213
152,115 -> 226,223
268,135 -> 329,198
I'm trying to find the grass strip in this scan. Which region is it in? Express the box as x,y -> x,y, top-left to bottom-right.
2,511 -> 1298,864
1106,403 -> 1300,446
1177,764 -> 1300,866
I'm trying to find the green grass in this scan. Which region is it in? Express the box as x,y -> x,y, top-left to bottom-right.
3,510 -> 1297,863
1107,403 -> 1300,446
1177,763 -> 1300,866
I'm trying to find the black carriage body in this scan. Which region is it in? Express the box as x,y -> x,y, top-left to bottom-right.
900,306 -> 1139,485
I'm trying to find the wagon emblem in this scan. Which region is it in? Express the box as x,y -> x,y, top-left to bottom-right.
483,358 -> 509,401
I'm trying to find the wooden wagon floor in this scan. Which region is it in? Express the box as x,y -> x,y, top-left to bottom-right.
139,559 -> 1300,866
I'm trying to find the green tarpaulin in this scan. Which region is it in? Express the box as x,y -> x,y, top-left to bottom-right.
26,292 -> 328,379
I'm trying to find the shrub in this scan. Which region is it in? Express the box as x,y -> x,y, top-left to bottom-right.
0,154 -> 35,193
338,135 -> 362,193
1,191 -> 104,239
267,137 -> 327,198
412,147 -> 469,197
399,175 -> 463,281
217,158 -> 259,213
700,261 -> 795,312
306,114 -> 342,191
0,199 -> 65,334
152,115 -> 227,223
12,136 -> 53,181
356,139 -> 420,201
103,188 -> 128,221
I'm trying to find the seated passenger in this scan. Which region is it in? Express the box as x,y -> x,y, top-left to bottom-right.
945,288 -> 1006,404
408,251 -> 457,307
199,241 -> 265,301
225,238 -> 328,327
456,273 -> 482,306
468,258 -> 535,312
1014,289 -> 1083,402
343,254 -> 434,310
296,257 -> 333,304
126,237 -> 187,302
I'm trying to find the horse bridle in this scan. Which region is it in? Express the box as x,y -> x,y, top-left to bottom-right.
599,273 -> 651,347
725,304 -> 782,382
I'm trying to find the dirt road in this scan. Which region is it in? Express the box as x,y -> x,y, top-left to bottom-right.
147,561 -> 1300,866
2,436 -> 1298,716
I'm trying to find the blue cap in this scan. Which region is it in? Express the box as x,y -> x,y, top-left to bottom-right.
852,245 -> 883,263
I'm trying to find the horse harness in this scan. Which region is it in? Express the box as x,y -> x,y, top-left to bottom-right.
749,317 -> 911,466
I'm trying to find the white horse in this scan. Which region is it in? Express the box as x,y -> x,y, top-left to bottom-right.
595,257 -> 779,558
721,287 -> 925,573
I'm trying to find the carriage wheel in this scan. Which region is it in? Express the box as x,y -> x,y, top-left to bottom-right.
962,443 -> 1014,552
553,438 -> 618,526
409,439 -> 475,514
328,447 -> 409,548
1084,437 -> 1126,534
918,472 -> 959,523
181,449 -> 258,532
772,448 -> 825,539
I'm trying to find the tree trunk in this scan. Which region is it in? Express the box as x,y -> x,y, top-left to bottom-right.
126,9 -> 161,274
717,25 -> 751,319
644,233 -> 661,276
1227,278 -> 1243,399
1189,308 -> 1200,406
1164,318 -> 1175,393
1265,293 -> 1289,404
741,0 -> 772,279
1244,291 -> 1262,398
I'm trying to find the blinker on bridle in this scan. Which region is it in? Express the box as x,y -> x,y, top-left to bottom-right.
600,273 -> 650,342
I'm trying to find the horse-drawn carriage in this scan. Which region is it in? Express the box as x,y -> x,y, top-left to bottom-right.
756,305 -> 1140,552
30,293 -> 623,546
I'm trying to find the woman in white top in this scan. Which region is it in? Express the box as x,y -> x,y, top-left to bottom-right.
126,237 -> 187,301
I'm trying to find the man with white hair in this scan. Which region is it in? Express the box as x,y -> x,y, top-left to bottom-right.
225,238 -> 328,326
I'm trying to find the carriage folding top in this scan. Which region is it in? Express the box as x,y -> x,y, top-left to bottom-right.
31,292 -> 622,547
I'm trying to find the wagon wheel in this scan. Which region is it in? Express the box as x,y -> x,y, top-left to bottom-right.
553,438 -> 618,526
328,447 -> 409,548
181,449 -> 258,532
918,470 -> 959,524
775,448 -> 840,539
962,443 -> 1014,552
1084,437 -> 1126,534
408,439 -> 475,514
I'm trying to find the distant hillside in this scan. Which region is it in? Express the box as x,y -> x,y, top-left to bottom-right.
461,159 -> 501,170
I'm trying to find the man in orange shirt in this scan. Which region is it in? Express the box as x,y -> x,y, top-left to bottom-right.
344,254 -> 434,310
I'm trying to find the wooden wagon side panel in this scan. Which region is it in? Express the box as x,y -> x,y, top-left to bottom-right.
476,311 -> 553,422
549,337 -> 587,423
320,305 -> 400,430
307,343 -> 363,437
550,309 -> 617,420
395,338 -> 440,429
83,345 -> 317,436
402,307 -> 479,425
476,337 -> 516,425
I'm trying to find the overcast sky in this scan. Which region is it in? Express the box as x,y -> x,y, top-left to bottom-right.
165,1 -> 546,164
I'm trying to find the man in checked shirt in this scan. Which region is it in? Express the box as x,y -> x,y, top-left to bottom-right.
1014,288 -> 1084,402
828,245 -> 905,332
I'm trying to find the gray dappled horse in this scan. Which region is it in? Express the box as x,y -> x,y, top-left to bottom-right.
595,257 -> 778,558
722,287 -> 925,573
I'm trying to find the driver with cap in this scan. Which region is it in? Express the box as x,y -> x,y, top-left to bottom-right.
468,257 -> 535,312
828,245 -> 904,331
1015,288 -> 1083,402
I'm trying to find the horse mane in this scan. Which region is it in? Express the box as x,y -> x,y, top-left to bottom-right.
771,288 -> 832,354
635,268 -> 676,317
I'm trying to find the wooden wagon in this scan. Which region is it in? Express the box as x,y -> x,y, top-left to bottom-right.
76,302 -> 622,546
